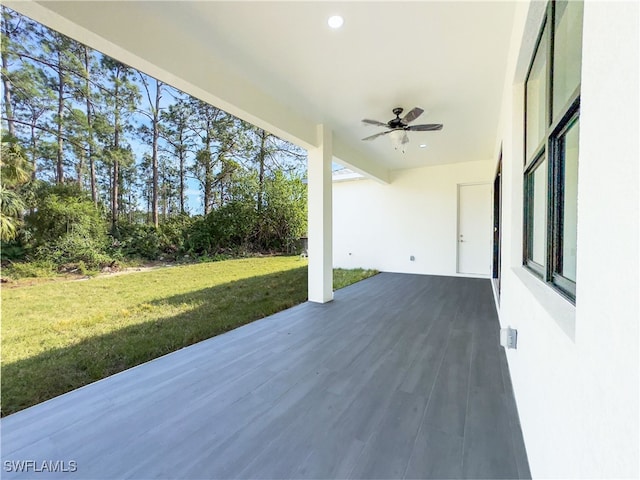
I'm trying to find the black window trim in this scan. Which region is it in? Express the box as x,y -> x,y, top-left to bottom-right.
492,151 -> 503,301
524,13 -> 550,170
549,100 -> 580,300
523,152 -> 548,279
523,0 -> 581,304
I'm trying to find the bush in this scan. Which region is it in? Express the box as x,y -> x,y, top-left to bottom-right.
254,171 -> 307,252
110,223 -> 161,260
158,215 -> 194,256
35,229 -> 114,270
2,260 -> 56,279
26,184 -> 107,246
184,201 -> 257,256
0,241 -> 26,261
23,184 -> 114,270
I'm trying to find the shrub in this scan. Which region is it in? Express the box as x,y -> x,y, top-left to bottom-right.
183,216 -> 211,256
35,228 -> 114,270
158,215 -> 194,256
2,259 -> 56,278
23,184 -> 114,270
110,223 -> 161,260
26,184 -> 107,246
185,201 -> 257,256
0,241 -> 26,261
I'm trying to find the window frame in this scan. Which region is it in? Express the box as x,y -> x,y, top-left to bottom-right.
523,153 -> 548,279
524,14 -> 550,171
523,0 -> 581,304
549,102 -> 580,299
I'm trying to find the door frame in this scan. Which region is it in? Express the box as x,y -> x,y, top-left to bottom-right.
456,181 -> 492,276
492,152 -> 503,301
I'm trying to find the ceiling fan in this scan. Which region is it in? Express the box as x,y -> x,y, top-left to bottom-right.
361,107 -> 443,150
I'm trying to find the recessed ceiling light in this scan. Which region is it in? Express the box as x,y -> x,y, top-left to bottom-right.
419,144 -> 428,148
328,15 -> 344,29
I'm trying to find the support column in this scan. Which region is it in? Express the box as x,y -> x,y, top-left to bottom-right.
307,125 -> 333,303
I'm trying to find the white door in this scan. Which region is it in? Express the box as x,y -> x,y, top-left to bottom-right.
457,183 -> 492,275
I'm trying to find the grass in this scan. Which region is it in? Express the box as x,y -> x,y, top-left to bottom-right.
0,256 -> 377,416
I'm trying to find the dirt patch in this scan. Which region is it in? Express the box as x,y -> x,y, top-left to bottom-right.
95,262 -> 175,278
1,261 -> 180,288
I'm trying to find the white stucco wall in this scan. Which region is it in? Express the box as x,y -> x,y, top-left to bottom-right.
333,160 -> 493,276
334,2 -> 639,477
495,1 -> 639,478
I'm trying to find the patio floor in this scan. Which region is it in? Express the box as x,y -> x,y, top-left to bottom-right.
1,273 -> 530,479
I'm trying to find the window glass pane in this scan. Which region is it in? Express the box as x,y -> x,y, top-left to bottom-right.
526,24 -> 548,159
561,121 -> 579,281
553,1 -> 583,118
531,158 -> 547,265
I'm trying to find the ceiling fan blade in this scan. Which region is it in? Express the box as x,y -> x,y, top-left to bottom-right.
402,107 -> 424,124
407,123 -> 443,131
362,130 -> 393,141
362,118 -> 389,127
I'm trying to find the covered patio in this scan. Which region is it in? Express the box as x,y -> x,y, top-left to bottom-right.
1,274 -> 529,479
3,1 -> 637,477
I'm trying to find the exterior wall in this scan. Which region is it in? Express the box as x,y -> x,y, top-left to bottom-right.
333,160 -> 492,276
495,1 -> 639,478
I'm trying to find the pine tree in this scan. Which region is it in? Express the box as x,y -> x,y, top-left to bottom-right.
99,57 -> 139,227
138,73 -> 164,227
160,94 -> 194,215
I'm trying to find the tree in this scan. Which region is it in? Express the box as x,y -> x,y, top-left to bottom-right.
257,170 -> 307,251
25,183 -> 111,269
38,30 -> 85,183
188,98 -> 240,214
9,62 -> 54,179
138,73 -> 163,227
99,57 -> 139,227
160,95 -> 194,215
80,44 -> 103,204
2,8 -> 50,178
0,134 -> 31,241
1,5 -> 17,136
2,8 -> 311,259
240,123 -> 306,212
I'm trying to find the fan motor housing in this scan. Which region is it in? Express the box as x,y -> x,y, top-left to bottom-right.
389,107 -> 405,128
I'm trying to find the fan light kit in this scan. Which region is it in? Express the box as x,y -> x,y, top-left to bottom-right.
362,107 -> 443,153
327,15 -> 344,29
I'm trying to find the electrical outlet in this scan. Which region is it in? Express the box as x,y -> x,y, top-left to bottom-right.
500,327 -> 517,349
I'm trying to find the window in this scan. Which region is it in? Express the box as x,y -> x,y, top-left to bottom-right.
524,155 -> 548,277
552,1 -> 584,119
551,114 -> 579,297
526,21 -> 548,160
524,0 -> 583,303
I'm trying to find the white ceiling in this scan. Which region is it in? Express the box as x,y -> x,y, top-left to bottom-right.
9,1 -> 516,180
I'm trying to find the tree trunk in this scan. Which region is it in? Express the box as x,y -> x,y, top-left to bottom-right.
30,124 -> 37,180
203,158 -> 211,215
56,48 -> 65,183
151,80 -> 161,228
179,131 -> 185,215
111,71 -> 120,228
1,7 -> 15,137
203,124 -> 212,215
257,129 -> 267,212
84,48 -> 97,206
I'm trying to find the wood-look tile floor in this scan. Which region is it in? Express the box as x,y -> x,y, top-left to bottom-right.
1,273 -> 530,479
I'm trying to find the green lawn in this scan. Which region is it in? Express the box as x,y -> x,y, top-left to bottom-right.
1,256 -> 377,416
